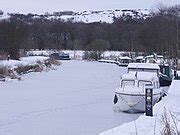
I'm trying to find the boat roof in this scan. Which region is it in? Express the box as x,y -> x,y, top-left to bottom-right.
136,56 -> 144,60
128,63 -> 160,70
145,55 -> 163,58
119,56 -> 132,60
157,55 -> 163,58
121,72 -> 158,81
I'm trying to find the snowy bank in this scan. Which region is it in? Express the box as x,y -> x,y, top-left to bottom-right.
0,56 -> 60,81
0,60 -> 28,69
0,56 -> 49,69
63,50 -> 130,60
20,56 -> 49,65
27,50 -> 50,56
100,80 -> 180,135
25,50 -> 134,61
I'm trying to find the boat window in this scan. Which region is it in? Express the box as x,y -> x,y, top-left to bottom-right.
153,82 -> 156,89
128,68 -> 143,72
156,81 -> 159,88
121,59 -> 131,63
128,68 -> 158,74
143,69 -> 158,73
121,80 -> 135,87
138,80 -> 152,87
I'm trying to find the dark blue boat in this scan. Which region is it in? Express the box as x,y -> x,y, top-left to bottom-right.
159,65 -> 172,87
50,52 -> 71,60
59,53 -> 71,60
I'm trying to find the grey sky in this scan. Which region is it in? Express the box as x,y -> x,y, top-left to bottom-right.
0,0 -> 179,14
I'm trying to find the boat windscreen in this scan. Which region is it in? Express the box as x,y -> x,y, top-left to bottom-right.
138,80 -> 152,87
121,80 -> 135,87
128,68 -> 158,73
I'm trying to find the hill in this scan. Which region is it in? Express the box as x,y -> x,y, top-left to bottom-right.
0,9 -> 150,23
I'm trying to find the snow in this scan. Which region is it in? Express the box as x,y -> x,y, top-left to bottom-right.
145,55 -> 154,58
100,80 -> 180,135
20,56 -> 49,64
178,122 -> 180,133
63,50 -> 129,60
0,11 -> 9,19
121,72 -> 158,81
128,63 -> 160,70
0,60 -> 28,69
119,56 -> 132,60
0,60 -> 141,135
98,59 -> 118,64
145,55 -> 163,59
0,56 -> 49,69
102,51 -> 125,57
62,50 -> 84,60
0,0 -> 179,14
136,56 -> 144,60
27,50 -> 50,56
0,9 -> 150,23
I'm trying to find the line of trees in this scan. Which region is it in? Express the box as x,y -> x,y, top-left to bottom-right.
0,5 -> 179,59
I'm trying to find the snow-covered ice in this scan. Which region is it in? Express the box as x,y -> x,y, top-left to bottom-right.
0,60 -> 141,135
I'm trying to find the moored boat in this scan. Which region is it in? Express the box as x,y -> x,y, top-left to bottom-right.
159,64 -> 173,87
114,63 -> 162,113
118,56 -> 132,67
145,54 -> 173,87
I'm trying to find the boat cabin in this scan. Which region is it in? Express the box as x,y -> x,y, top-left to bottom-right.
120,72 -> 160,91
118,56 -> 132,66
135,56 -> 144,63
127,63 -> 160,75
145,55 -> 164,64
115,63 -> 162,112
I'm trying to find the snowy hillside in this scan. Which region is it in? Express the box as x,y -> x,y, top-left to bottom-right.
0,9 -> 150,23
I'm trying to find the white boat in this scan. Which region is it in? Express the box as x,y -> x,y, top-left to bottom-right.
135,56 -> 144,63
114,63 -> 162,113
145,55 -> 164,65
118,56 -> 132,67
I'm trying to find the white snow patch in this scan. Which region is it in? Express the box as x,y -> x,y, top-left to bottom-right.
20,56 -> 49,64
128,63 -> 160,70
0,60 -> 28,69
27,50 -> 50,56
0,56 -> 49,69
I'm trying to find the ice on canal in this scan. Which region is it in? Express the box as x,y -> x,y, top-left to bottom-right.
0,60 -> 141,135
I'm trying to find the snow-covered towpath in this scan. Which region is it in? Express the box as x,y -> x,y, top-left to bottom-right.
0,60 -> 141,135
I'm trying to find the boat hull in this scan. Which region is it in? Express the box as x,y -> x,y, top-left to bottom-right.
117,63 -> 128,67
159,74 -> 172,87
114,92 -> 161,113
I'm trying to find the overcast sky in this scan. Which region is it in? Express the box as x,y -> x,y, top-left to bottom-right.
0,0 -> 179,14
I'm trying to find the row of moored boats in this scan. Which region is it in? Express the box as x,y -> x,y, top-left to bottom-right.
112,55 -> 173,113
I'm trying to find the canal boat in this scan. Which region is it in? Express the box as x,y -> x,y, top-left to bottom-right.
113,63 -> 162,112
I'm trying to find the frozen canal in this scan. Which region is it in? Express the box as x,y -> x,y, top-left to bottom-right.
0,60 -> 141,135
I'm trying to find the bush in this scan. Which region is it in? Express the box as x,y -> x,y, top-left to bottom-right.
0,57 -> 61,81
14,64 -> 43,74
83,51 -> 103,60
0,67 -> 20,80
161,108 -> 177,135
49,58 -> 61,66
